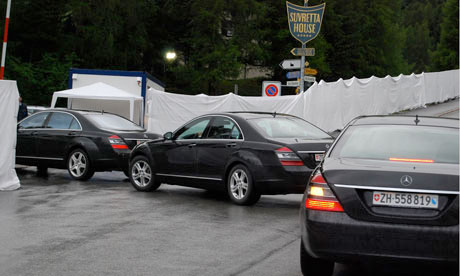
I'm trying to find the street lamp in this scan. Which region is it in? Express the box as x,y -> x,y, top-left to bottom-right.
165,51 -> 176,61
163,51 -> 176,77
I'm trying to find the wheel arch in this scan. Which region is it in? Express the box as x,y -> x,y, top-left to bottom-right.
129,144 -> 156,170
224,149 -> 264,187
224,159 -> 252,188
65,137 -> 99,163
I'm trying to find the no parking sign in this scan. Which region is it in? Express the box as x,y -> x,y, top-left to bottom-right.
262,81 -> 281,97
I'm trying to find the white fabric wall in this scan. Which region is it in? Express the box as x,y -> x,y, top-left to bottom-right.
145,70 -> 459,134
0,80 -> 20,191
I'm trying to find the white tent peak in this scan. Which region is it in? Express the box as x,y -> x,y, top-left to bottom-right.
51,82 -> 142,107
51,82 -> 144,124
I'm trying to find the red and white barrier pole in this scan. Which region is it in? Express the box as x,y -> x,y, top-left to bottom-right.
0,0 -> 11,79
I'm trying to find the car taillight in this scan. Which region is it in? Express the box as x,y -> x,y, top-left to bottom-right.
276,147 -> 304,166
305,170 -> 344,212
108,135 -> 129,150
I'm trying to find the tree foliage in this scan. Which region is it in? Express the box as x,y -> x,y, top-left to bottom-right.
430,0 -> 459,71
0,0 -> 457,103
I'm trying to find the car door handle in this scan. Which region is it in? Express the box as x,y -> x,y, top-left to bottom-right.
31,131 -> 38,136
188,143 -> 197,148
226,143 -> 237,148
68,131 -> 77,136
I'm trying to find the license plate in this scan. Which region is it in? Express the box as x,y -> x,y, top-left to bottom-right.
372,191 -> 438,209
314,153 -> 324,162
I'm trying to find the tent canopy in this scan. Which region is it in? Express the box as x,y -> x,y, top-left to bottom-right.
51,82 -> 144,124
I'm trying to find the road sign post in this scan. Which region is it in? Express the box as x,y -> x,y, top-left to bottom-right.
304,68 -> 318,75
290,48 -> 315,56
286,0 -> 325,93
286,71 -> 301,79
279,59 -> 301,70
304,76 -> 316,82
286,80 -> 300,87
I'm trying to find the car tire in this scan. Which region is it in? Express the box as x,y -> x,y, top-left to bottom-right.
123,169 -> 129,178
300,240 -> 334,276
227,164 -> 260,205
37,164 -> 48,177
67,148 -> 95,181
129,155 -> 160,192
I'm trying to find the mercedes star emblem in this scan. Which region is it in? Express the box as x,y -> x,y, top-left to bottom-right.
400,175 -> 413,187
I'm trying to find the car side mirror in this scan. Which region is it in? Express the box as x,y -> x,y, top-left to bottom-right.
163,132 -> 173,140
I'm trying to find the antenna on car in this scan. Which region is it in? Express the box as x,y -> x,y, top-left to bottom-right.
414,115 -> 420,125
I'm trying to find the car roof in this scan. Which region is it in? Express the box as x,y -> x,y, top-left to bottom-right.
350,115 -> 459,128
45,108 -> 118,116
209,111 -> 298,120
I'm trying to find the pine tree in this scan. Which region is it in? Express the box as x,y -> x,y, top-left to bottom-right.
430,0 -> 459,70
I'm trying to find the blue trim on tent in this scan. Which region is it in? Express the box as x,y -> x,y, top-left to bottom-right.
68,70 -> 73,89
141,74 -> 147,98
68,68 -> 165,88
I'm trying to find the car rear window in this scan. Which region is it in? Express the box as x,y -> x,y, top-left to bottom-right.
85,113 -> 144,131
330,125 -> 459,164
248,116 -> 331,139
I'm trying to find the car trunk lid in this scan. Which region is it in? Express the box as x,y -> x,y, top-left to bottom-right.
268,138 -> 334,169
115,132 -> 161,149
323,157 -> 459,226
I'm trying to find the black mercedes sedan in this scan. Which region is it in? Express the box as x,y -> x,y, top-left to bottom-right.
300,115 -> 459,275
128,112 -> 334,205
16,109 -> 160,180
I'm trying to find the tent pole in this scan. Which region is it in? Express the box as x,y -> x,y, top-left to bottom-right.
141,100 -> 144,128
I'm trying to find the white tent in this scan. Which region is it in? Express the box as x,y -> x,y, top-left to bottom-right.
51,82 -> 144,125
0,80 -> 20,191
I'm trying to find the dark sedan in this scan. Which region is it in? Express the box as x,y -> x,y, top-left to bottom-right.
16,109 -> 160,180
300,115 -> 459,275
128,112 -> 334,205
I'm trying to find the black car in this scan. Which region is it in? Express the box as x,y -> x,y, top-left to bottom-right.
128,112 -> 334,205
16,109 -> 160,180
300,115 -> 459,275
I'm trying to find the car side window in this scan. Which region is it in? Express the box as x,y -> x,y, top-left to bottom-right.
69,118 -> 81,130
46,112 -> 76,129
206,117 -> 242,140
175,118 -> 211,140
18,112 -> 49,129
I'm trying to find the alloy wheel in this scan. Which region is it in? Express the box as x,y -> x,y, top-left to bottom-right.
69,151 -> 87,177
132,160 -> 152,187
230,169 -> 249,200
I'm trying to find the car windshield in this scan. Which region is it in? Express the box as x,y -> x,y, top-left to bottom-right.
330,125 -> 459,164
85,113 -> 144,131
248,116 -> 331,139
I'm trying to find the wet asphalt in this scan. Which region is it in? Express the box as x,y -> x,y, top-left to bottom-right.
1,168 -> 306,276
1,168 -> 456,276
1,99 -> 458,276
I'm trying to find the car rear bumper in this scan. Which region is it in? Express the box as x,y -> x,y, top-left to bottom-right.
301,208 -> 459,264
255,166 -> 313,194
93,152 -> 130,172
